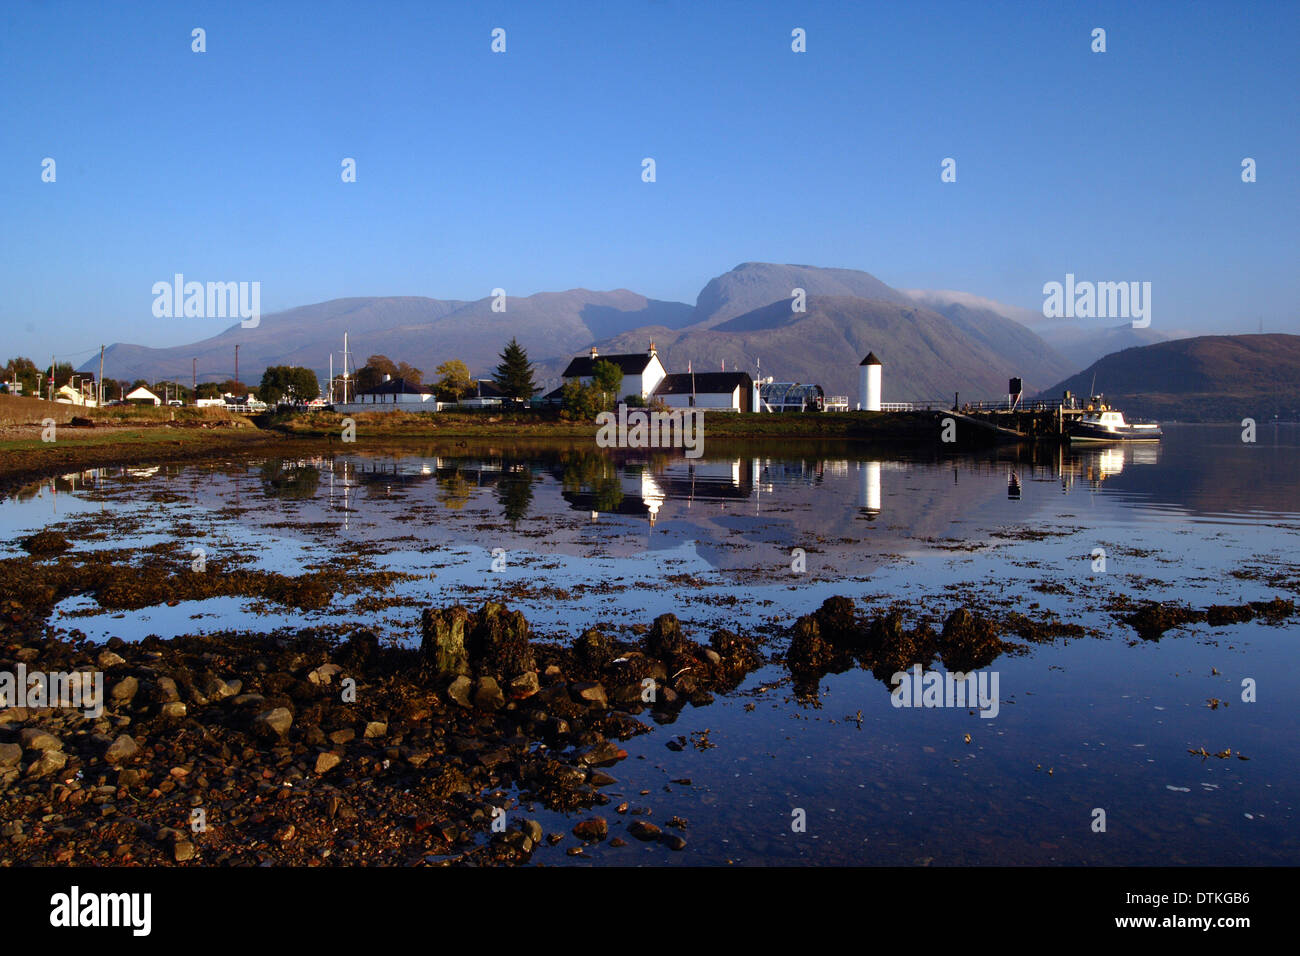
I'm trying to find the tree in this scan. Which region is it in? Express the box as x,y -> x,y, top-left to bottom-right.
42,362 -> 74,392
355,355 -> 398,393
559,361 -> 623,419
196,382 -> 222,399
396,361 -> 423,386
492,338 -> 537,402
2,357 -> 40,396
590,360 -> 623,410
259,366 -> 320,405
286,367 -> 319,402
434,359 -> 474,402
560,379 -> 597,419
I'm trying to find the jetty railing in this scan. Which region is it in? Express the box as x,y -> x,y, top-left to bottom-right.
877,398 -> 1080,413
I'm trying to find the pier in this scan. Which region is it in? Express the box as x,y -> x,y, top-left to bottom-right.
880,398 -> 1088,441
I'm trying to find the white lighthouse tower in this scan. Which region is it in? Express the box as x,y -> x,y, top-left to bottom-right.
859,352 -> 882,411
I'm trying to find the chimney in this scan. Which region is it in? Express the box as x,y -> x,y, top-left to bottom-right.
648,340 -> 656,355
589,346 -> 599,359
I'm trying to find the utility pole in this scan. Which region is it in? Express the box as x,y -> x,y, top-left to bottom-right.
234,344 -> 240,395
98,345 -> 105,407
192,358 -> 197,401
49,355 -> 54,402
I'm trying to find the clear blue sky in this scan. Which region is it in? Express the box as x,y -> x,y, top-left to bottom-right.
2,0 -> 1297,366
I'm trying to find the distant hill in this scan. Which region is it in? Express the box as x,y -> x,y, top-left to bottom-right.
84,261 -> 1079,401
1020,321 -> 1172,367
692,262 -> 912,328
87,291 -> 695,386
1042,334 -> 1300,421
565,292 -> 1073,403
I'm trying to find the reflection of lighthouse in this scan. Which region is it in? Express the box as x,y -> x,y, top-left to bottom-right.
858,460 -> 881,518
859,352 -> 882,411
641,473 -> 665,527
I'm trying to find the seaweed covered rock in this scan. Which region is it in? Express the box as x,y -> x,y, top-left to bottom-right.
467,602 -> 537,682
20,531 -> 70,556
863,611 -> 938,679
788,598 -> 875,678
937,607 -> 1004,672
812,596 -> 863,646
1123,601 -> 1205,641
1205,604 -> 1255,626
1247,597 -> 1295,622
708,628 -> 761,676
573,628 -> 614,671
646,614 -> 687,660
420,606 -> 471,678
787,615 -> 838,673
420,602 -> 537,685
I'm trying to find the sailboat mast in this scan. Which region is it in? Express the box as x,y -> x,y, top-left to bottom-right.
342,332 -> 350,404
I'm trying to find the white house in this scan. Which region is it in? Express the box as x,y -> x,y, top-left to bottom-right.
652,371 -> 757,412
561,344 -> 667,401
54,384 -> 86,406
125,386 -> 162,406
335,376 -> 435,413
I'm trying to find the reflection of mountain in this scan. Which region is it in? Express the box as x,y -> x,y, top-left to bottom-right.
550,453 -> 1056,572
137,435 -> 1290,583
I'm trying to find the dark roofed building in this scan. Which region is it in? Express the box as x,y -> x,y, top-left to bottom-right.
459,378 -> 507,407
350,376 -> 435,408
653,371 -> 756,412
560,344 -> 667,399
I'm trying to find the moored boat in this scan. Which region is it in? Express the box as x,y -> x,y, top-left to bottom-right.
1068,398 -> 1162,442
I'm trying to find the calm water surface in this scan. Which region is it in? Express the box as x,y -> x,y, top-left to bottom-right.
2,423 -> 1297,865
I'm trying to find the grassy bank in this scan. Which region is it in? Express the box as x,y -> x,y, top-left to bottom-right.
270,408 -> 946,442
0,396 -> 300,495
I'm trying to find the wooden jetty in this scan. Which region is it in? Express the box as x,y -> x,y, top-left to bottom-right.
882,398 -> 1089,442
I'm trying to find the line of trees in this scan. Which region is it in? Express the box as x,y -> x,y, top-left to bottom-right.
3,336 -> 543,409
0,355 -> 264,404
351,338 -> 538,405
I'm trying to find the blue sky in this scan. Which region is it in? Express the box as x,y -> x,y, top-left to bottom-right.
2,0 -> 1297,365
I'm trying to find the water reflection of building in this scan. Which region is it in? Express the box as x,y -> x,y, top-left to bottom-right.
561,460 -> 753,527
859,461 -> 881,518
559,457 -> 899,527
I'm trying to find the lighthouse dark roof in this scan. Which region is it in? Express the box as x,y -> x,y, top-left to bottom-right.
860,352 -> 882,366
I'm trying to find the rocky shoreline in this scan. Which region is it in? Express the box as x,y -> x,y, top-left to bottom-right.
2,528 -> 1295,866
0,584 -> 766,865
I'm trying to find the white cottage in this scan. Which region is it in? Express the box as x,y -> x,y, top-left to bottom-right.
652,371 -> 757,412
336,376 -> 435,412
561,344 -> 667,401
124,386 -> 162,406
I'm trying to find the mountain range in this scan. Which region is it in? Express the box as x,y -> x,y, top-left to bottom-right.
1044,334 -> 1300,422
83,262 -> 1198,403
